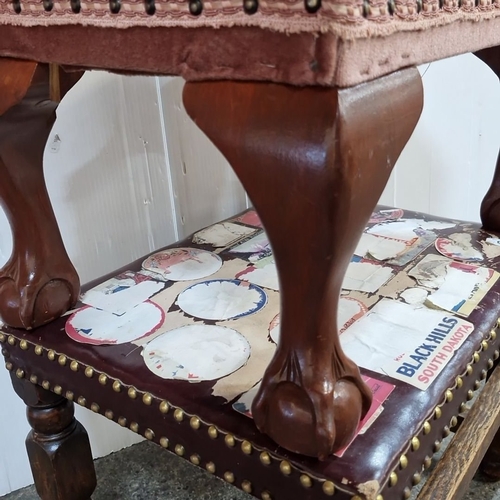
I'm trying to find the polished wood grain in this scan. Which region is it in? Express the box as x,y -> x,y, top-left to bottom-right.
183,69 -> 423,458
418,365 -> 500,499
0,60 -> 80,329
10,374 -> 96,500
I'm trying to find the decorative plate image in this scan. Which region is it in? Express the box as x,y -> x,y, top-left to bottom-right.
177,279 -> 267,321
142,324 -> 251,382
142,248 -> 222,281
65,301 -> 164,345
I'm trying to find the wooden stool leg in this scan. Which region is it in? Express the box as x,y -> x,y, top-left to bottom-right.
0,59 -> 81,329
10,373 -> 96,500
183,68 -> 423,458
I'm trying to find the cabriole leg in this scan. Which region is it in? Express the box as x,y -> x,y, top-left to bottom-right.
183,69 -> 423,458
0,59 -> 81,329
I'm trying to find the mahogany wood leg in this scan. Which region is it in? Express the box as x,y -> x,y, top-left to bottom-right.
474,45 -> 500,480
183,68 -> 423,458
10,374 -> 96,499
0,59 -> 80,329
475,46 -> 500,231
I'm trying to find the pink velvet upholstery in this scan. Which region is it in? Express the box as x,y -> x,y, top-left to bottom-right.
0,0 -> 500,86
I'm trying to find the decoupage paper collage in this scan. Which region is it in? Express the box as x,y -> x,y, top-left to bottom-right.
65,207 -> 500,454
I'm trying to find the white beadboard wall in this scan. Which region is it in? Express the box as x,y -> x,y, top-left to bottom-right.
0,53 -> 498,495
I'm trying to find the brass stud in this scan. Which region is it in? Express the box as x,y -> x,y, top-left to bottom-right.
118,417 -> 127,427
58,355 -> 67,366
376,496 -> 384,500
142,393 -> 153,406
494,350 -> 500,360
467,389 -> 474,400
70,360 -> 79,371
423,456 -> 432,469
399,455 -> 408,469
261,491 -> 272,500
190,454 -> 200,465
497,317 -> 500,328
54,385 -> 62,395
411,437 -> 420,451
488,359 -> 494,369
5,361 -> 13,371
456,376 -> 463,388
423,421 -> 431,435
491,329 -> 497,340
174,409 -> 184,422
175,444 -> 185,456
47,350 -> 56,361
243,0 -> 258,14
15,368 -> 24,379
84,366 -> 94,378
91,403 -> 100,413
105,410 -> 114,420
206,462 -> 216,474
66,391 -> 74,401
459,402 -> 467,413
322,481 -> 335,496
482,340 -> 489,351
128,387 -> 137,399
241,440 -> 252,454
98,373 -> 108,385
160,437 -> 169,448
403,487 -> 411,499
481,369 -> 488,380
473,352 -> 480,363
7,336 -> 15,346
19,340 -> 28,350
445,389 -> 453,402
42,380 -> 50,390
224,471 -> 235,483
130,422 -> 139,433
434,406 -> 442,419
0,333 -> 5,343
159,400 -> 169,413
433,440 -> 442,453
29,374 -> 38,384
208,426 -> 218,439
466,364 -> 473,375
305,0 -> 321,13
474,380 -> 482,390
188,0 -> 203,15
300,474 -> 312,488
389,471 -> 398,487
241,480 -> 252,493
413,473 -> 422,485
225,434 -> 235,447
260,451 -> 271,465
443,426 -> 451,437
280,460 -> 292,475
35,345 -> 43,356
112,380 -> 122,392
144,428 -> 155,440
190,417 -> 201,430
77,396 -> 86,407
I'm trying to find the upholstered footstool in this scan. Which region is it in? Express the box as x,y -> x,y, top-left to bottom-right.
2,206 -> 500,500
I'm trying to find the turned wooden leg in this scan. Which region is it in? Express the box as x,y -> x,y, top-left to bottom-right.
0,59 -> 81,329
10,374 -> 96,499
183,69 -> 423,458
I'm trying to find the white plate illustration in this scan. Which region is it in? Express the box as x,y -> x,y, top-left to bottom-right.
177,279 -> 267,321
142,248 -> 222,281
142,324 -> 251,381
65,301 -> 164,345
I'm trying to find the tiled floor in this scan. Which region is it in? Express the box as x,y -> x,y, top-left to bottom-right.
2,440 -> 499,500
